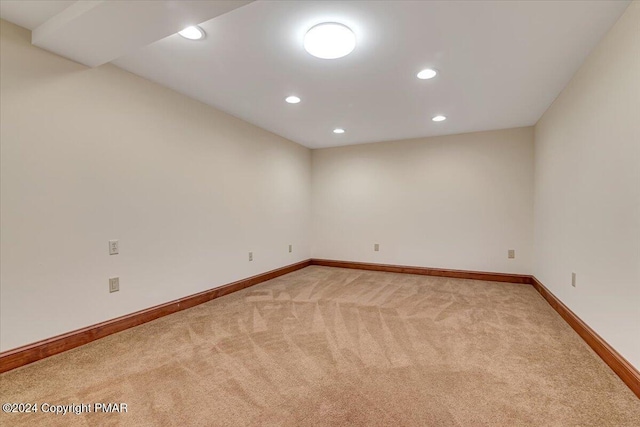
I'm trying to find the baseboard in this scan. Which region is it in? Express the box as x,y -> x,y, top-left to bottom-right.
310,258 -> 531,284
310,259 -> 639,398
0,259 -> 311,374
2,259 -> 637,400
530,276 -> 640,399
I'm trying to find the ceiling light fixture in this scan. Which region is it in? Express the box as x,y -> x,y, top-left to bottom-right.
333,128 -> 345,134
285,96 -> 301,104
417,69 -> 438,80
432,115 -> 447,122
304,23 -> 356,59
178,26 -> 205,40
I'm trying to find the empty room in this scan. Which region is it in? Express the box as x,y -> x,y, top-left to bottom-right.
0,0 -> 638,425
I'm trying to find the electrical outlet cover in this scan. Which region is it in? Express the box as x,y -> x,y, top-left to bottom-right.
109,240 -> 119,255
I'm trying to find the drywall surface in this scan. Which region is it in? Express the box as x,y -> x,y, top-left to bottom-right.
312,127 -> 534,274
533,2 -> 640,368
0,20 -> 311,351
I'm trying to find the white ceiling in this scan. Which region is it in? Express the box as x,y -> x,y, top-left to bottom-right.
0,0 -> 75,30
0,1 -> 631,149
1,0 -> 252,67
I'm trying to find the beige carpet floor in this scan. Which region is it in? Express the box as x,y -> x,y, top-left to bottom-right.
1,266 -> 639,426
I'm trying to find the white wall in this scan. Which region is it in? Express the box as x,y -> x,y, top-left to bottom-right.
533,2 -> 640,368
0,20 -> 311,352
3,1 -> 638,371
312,128 -> 534,274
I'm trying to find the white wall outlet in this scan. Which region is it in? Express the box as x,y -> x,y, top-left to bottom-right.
109,240 -> 119,255
374,243 -> 380,252
508,249 -> 515,259
288,244 -> 292,253
249,251 -> 253,261
109,277 -> 119,293
571,272 -> 576,287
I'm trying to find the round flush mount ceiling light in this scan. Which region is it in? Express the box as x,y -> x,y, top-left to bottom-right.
333,128 -> 346,134
432,115 -> 447,122
417,68 -> 438,80
304,23 -> 356,59
178,26 -> 205,40
285,96 -> 301,104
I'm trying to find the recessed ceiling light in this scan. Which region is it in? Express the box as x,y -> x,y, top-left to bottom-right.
285,96 -> 301,104
178,26 -> 205,40
333,128 -> 345,134
432,115 -> 447,122
417,69 -> 438,80
304,23 -> 356,59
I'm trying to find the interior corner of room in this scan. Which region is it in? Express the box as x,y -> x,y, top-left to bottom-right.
0,0 -> 639,423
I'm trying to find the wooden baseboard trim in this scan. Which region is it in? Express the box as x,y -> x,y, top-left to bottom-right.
2,259 -> 637,400
530,276 -> 640,399
310,258 -> 531,284
0,259 -> 311,374
309,259 -> 638,398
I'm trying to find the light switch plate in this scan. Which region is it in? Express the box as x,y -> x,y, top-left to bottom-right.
109,240 -> 119,255
109,277 -> 119,293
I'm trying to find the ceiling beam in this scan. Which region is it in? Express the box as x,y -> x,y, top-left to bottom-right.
32,0 -> 253,67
